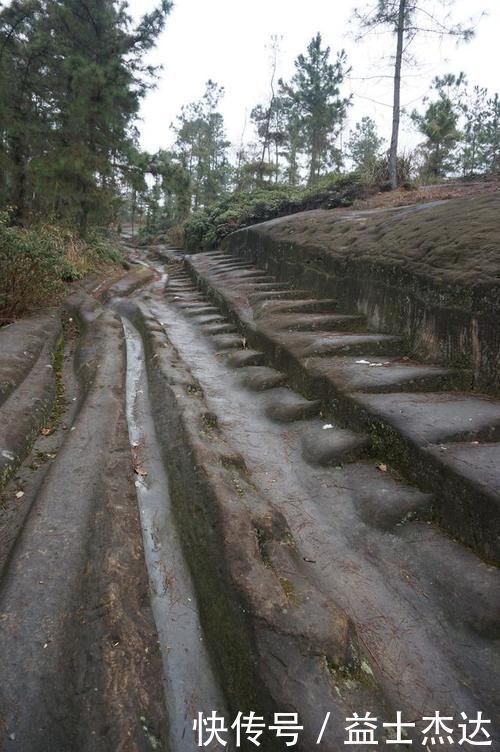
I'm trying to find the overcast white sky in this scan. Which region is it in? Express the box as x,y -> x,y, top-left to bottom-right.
128,0 -> 499,156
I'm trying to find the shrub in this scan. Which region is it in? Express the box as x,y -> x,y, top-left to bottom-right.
183,173 -> 369,251
86,231 -> 124,265
0,213 -> 74,319
372,152 -> 417,191
0,213 -> 123,321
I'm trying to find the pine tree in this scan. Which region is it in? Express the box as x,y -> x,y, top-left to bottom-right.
250,97 -> 287,185
353,0 -> 476,189
459,85 -> 500,176
173,81 -> 231,210
412,75 -> 463,178
0,0 -> 51,223
279,34 -> 351,185
46,0 -> 171,235
347,117 -> 384,176
483,94 -> 500,173
0,0 -> 171,234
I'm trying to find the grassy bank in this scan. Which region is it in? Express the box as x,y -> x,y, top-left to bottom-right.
0,212 -> 123,321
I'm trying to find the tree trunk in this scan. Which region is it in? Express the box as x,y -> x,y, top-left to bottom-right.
10,100 -> 28,225
131,189 -> 136,236
10,136 -> 27,225
288,144 -> 298,186
389,0 -> 406,190
308,135 -> 319,186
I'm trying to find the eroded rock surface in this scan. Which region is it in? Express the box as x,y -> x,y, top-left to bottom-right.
0,236 -> 499,751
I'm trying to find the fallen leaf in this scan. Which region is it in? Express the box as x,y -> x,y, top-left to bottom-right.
377,463 -> 388,472
40,427 -> 52,436
134,464 -> 148,477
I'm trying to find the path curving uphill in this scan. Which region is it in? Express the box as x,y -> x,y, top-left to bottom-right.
0,228 -> 498,751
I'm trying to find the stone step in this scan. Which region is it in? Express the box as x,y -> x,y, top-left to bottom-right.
166,276 -> 193,286
399,521 -> 500,639
225,349 -> 266,368
339,461 -> 432,529
211,270 -> 272,282
207,261 -> 253,270
174,302 -> 213,315
184,253 -> 500,562
196,250 -> 229,259
183,305 -> 221,317
162,264 -> 500,725
268,312 -> 367,333
307,355 -> 471,393
342,397 -> 500,558
236,366 -> 287,391
255,298 -> 339,315
247,281 -> 291,291
282,331 -> 405,359
249,289 -> 315,303
170,295 -> 205,306
354,391 -> 500,444
300,421 -> 370,466
191,313 -> 226,325
210,333 -> 244,351
262,388 -> 321,423
202,322 -> 236,336
198,257 -> 247,267
422,441 -> 500,562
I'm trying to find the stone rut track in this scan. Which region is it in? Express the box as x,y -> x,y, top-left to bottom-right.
0,243 -> 498,751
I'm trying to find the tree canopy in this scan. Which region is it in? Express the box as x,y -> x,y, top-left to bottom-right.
0,0 -> 171,234
279,33 -> 351,185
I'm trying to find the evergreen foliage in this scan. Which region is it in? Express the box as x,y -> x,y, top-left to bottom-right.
411,75 -> 463,178
460,88 -> 500,176
183,173 -> 366,251
0,0 -> 171,234
353,0 -> 476,189
173,80 -> 231,211
279,34 -> 351,185
347,117 -> 385,177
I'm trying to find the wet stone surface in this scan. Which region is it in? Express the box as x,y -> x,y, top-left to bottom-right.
0,244 -> 499,751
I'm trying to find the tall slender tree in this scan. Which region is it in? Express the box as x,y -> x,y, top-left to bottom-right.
173,81 -> 231,209
279,33 -> 351,185
0,0 -> 51,222
353,0 -> 477,189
